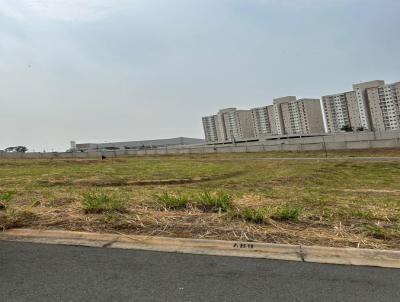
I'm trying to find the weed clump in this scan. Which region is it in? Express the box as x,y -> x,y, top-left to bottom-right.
272,204 -> 302,221
363,224 -> 386,239
81,190 -> 125,214
156,193 -> 189,210
0,191 -> 16,210
0,191 -> 15,202
196,191 -> 233,212
235,207 -> 268,224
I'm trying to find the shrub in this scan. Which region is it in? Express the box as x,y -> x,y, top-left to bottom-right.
363,224 -> 386,239
81,190 -> 125,214
0,191 -> 15,202
196,191 -> 233,212
155,193 -> 189,210
236,207 -> 267,224
273,204 -> 302,221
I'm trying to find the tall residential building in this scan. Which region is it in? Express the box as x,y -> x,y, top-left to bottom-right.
352,80 -> 385,130
322,91 -> 361,133
215,108 -> 236,142
273,96 -> 296,135
250,105 -> 275,137
366,82 -> 400,131
273,97 -> 324,135
202,108 -> 255,143
202,115 -> 218,143
323,80 -> 400,133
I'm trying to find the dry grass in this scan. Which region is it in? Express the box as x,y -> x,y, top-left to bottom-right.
1,150 -> 400,249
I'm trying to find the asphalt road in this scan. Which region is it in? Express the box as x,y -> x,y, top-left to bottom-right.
214,156 -> 400,161
1,241 -> 400,302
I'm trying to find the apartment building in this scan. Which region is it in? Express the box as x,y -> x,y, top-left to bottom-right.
202,79 -> 400,142
273,97 -> 324,135
366,82 -> 400,131
202,108 -> 255,143
322,91 -> 361,133
215,108 -> 236,142
250,105 -> 275,137
273,96 -> 296,135
353,80 -> 385,130
323,80 -> 400,133
202,115 -> 218,143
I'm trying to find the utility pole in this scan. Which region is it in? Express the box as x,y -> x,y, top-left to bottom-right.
322,136 -> 328,159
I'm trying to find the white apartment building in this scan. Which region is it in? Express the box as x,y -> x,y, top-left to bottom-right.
366,82 -> 400,131
322,91 -> 360,132
353,80 -> 385,130
273,96 -> 296,135
250,105 -> 275,137
202,115 -> 218,143
323,80 -> 400,133
202,108 -> 255,143
203,98 -> 324,142
273,97 -> 324,135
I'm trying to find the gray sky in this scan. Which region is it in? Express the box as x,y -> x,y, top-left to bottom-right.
1,0 -> 399,151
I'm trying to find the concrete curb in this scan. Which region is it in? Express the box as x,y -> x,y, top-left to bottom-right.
1,229 -> 400,268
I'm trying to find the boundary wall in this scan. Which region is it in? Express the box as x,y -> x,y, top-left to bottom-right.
1,131 -> 400,159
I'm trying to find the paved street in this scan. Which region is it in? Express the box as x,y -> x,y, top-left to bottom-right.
1,241 -> 399,302
215,156 -> 400,161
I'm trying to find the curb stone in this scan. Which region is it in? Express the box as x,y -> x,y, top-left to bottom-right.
1,229 -> 399,268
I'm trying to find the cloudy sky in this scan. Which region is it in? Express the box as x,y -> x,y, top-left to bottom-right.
1,0 -> 399,151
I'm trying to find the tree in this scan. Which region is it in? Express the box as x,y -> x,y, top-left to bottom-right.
357,126 -> 365,132
15,146 -> 28,153
5,146 -> 28,153
340,125 -> 353,132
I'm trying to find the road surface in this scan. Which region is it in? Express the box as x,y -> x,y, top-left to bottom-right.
213,157 -> 400,161
1,241 -> 399,302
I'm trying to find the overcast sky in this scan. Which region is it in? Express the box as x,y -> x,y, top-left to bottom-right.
1,0 -> 399,151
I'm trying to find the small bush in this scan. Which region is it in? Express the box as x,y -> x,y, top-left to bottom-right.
81,190 -> 125,214
363,224 -> 386,239
0,191 -> 15,202
273,204 -> 302,221
236,207 -> 267,224
196,191 -> 233,212
156,193 -> 189,210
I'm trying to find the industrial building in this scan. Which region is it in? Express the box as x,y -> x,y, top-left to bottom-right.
71,137 -> 204,152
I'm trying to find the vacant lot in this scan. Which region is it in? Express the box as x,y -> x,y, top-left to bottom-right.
1,149 -> 400,250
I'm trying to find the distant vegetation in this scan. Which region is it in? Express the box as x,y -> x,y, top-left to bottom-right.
2,146 -> 28,153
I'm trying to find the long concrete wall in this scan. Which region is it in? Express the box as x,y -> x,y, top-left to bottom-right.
1,131 -> 400,159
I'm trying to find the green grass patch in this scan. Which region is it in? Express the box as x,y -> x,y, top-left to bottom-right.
155,192 -> 189,210
0,191 -> 16,202
196,191 -> 233,212
235,207 -> 268,224
81,190 -> 125,214
349,209 -> 374,220
363,224 -> 386,239
272,204 -> 302,221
